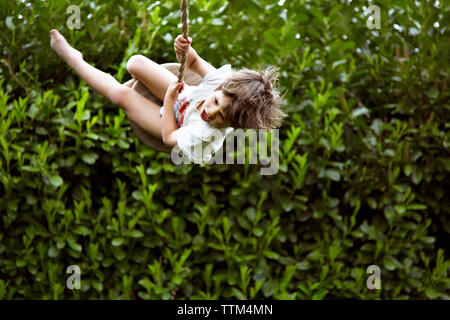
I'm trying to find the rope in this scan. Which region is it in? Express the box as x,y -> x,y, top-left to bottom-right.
177,0 -> 189,83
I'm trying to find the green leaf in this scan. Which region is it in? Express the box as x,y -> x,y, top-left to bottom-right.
263,28 -> 279,46
49,175 -> 63,188
296,261 -> 311,270
117,139 -> 130,149
132,190 -> 143,201
384,207 -> 395,223
404,164 -> 413,176
312,288 -> 328,300
253,227 -> 264,237
231,287 -> 245,300
245,207 -> 256,222
85,133 -> 99,140
16,259 -> 26,267
424,288 -> 441,299
325,169 -> 341,181
407,204 -> 427,210
128,230 -> 144,238
420,236 -> 435,244
367,198 -> 377,210
36,127 -> 48,135
82,152 -> 98,165
69,242 -> 82,252
384,259 -> 396,271
295,13 -> 309,23
309,6 -> 323,19
281,200 -> 294,212
112,238 -> 125,246
262,280 -> 278,297
5,17 -> 16,30
165,195 -> 175,205
352,107 -> 370,118
74,226 -> 91,236
48,246 -> 59,258
412,170 -> 423,184
26,194 -> 38,206
210,18 -> 224,26
28,104 -> 39,119
332,59 -> 347,69
264,250 -> 280,260
394,205 -> 406,215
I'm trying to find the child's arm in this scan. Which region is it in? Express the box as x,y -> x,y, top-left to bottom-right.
174,35 -> 216,78
161,81 -> 184,147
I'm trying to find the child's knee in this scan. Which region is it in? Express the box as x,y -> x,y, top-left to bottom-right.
127,55 -> 146,74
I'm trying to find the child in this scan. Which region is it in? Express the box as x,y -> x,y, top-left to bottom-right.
50,29 -> 286,163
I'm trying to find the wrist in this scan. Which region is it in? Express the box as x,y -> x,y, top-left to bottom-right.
164,96 -> 176,107
187,48 -> 198,68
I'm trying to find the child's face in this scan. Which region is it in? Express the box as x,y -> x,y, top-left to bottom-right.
198,90 -> 233,128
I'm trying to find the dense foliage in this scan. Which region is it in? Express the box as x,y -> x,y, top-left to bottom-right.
0,0 -> 449,299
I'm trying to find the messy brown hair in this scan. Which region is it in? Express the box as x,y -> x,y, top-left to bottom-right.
215,66 -> 287,129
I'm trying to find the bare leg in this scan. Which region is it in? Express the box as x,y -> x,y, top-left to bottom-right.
50,29 -> 163,140
126,55 -> 178,102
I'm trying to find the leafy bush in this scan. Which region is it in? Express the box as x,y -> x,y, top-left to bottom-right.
0,0 -> 448,299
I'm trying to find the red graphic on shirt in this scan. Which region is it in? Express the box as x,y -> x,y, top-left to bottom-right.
177,97 -> 190,128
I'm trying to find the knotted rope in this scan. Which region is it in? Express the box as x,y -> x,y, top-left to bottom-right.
177,0 -> 189,83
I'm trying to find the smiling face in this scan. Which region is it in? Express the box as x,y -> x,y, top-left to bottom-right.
197,89 -> 234,128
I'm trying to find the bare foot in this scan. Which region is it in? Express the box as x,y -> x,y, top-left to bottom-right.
50,29 -> 83,65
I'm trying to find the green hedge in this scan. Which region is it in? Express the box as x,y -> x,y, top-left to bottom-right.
0,0 -> 449,299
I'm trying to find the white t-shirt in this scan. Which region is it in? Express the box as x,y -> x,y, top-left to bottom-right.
161,64 -> 234,163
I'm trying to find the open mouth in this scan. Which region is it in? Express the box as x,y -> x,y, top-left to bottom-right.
201,109 -> 210,122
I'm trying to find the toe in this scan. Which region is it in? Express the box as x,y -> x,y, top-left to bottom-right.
51,29 -> 63,39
